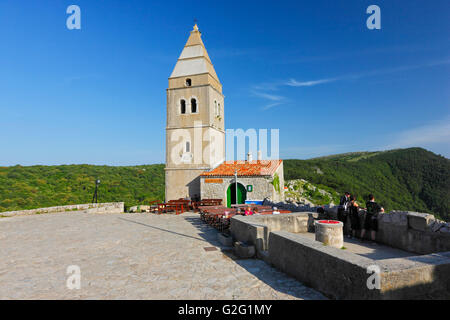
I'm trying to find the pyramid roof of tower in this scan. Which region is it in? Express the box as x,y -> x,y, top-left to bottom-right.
169,24 -> 220,82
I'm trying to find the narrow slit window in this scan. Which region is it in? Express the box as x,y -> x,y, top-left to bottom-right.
191,98 -> 197,113
186,141 -> 190,152
180,99 -> 186,114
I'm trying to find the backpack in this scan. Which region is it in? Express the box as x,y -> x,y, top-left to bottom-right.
366,201 -> 381,216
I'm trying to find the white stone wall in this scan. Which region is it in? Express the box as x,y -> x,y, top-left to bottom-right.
0,202 -> 125,217
165,168 -> 204,201
200,175 -> 282,204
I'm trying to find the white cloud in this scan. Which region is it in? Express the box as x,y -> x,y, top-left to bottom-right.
251,90 -> 288,110
252,59 -> 450,111
385,118 -> 450,149
286,78 -> 338,87
251,91 -> 284,101
262,102 -> 283,110
257,58 -> 450,91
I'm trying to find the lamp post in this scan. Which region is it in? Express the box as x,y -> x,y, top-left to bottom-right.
234,169 -> 238,205
92,179 -> 100,204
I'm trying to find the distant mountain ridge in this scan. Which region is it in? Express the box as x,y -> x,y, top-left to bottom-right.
0,147 -> 448,221
284,147 -> 449,221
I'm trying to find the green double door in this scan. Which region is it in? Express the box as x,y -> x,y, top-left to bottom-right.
227,183 -> 247,208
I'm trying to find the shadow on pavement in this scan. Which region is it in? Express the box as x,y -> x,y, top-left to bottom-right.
118,216 -> 209,243
183,214 -> 326,300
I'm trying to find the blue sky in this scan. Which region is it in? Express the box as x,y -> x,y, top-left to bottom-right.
0,0 -> 449,166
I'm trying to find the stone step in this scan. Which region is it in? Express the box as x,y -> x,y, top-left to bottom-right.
233,241 -> 255,259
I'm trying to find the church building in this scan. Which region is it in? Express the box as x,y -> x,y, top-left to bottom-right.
165,25 -> 284,206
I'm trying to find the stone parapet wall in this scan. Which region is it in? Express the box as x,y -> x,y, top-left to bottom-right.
231,213 -> 310,253
268,230 -> 450,300
230,212 -> 450,299
262,198 -> 321,212
325,209 -> 450,254
0,202 -> 124,218
262,199 -> 450,254
377,211 -> 450,254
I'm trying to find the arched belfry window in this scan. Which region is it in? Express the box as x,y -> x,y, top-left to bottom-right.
186,141 -> 190,153
185,78 -> 192,87
191,98 -> 197,113
180,99 -> 186,114
214,100 -> 217,115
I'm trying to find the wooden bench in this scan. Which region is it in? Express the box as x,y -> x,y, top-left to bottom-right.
198,206 -> 238,231
167,200 -> 190,213
156,203 -> 185,215
200,199 -> 223,206
192,199 -> 223,212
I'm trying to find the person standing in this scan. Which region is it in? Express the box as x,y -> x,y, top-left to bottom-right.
361,194 -> 384,243
338,192 -> 351,236
244,206 -> 253,216
348,196 -> 361,239
317,206 -> 328,220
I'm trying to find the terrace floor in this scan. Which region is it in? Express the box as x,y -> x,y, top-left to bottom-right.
0,211 -> 325,300
298,232 -> 417,260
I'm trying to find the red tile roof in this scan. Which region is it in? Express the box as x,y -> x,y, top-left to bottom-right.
201,160 -> 282,177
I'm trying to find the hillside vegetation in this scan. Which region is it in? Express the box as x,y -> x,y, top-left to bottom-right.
0,148 -> 448,221
0,164 -> 164,212
284,148 -> 450,221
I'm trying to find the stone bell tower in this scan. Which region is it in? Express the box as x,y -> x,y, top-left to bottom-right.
165,24 -> 225,201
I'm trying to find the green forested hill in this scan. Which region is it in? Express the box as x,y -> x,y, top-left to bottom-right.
0,164 -> 165,212
0,147 -> 448,221
284,148 -> 450,221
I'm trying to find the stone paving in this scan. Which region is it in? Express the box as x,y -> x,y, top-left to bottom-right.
0,211 -> 325,300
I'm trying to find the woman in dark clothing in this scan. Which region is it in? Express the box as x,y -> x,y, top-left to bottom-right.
348,196 -> 361,239
361,194 -> 384,243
